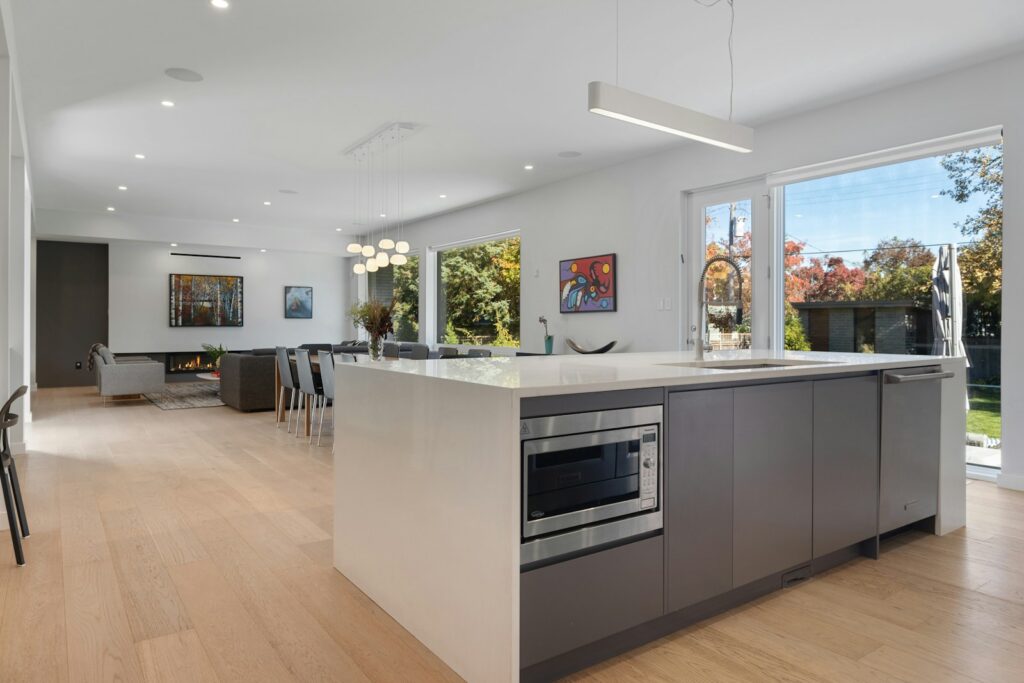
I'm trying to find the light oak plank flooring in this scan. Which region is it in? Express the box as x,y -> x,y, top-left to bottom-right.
0,387 -> 1022,682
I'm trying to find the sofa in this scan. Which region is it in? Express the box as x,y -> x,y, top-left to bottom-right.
90,345 -> 165,400
219,349 -> 277,411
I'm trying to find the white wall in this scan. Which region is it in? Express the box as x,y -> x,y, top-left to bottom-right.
109,241 -> 350,353
395,50 -> 1024,488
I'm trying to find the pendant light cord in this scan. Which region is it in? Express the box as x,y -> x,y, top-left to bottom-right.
689,0 -> 735,121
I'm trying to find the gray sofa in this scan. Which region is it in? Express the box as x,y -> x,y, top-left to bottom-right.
91,345 -> 165,400
219,349 -> 277,411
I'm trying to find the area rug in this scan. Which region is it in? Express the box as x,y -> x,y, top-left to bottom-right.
144,382 -> 225,410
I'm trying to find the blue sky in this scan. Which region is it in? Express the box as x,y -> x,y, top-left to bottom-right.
783,151 -> 994,265
704,147 -> 997,267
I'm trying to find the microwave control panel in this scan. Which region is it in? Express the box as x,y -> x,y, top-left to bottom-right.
639,426 -> 659,509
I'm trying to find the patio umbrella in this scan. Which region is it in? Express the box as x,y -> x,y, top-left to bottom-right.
931,243 -> 969,363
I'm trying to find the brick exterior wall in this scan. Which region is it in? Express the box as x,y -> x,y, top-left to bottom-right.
827,308 -> 855,352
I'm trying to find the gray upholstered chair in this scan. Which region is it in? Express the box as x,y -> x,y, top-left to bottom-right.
316,351 -> 335,446
407,343 -> 429,360
468,349 -> 492,357
91,346 -> 164,402
294,349 -> 323,444
383,342 -> 400,359
275,347 -> 300,432
438,346 -> 459,358
220,352 -> 276,412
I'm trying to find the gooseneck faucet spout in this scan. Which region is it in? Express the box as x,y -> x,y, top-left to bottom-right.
696,255 -> 744,362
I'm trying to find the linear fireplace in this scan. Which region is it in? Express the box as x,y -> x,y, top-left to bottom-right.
166,351 -> 217,374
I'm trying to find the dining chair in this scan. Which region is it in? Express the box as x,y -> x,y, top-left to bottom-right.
294,349 -> 323,444
383,342 -> 400,359
1,385 -> 29,566
408,343 -> 429,360
438,346 -> 459,358
316,351 -> 336,447
468,349 -> 492,357
275,347 -> 300,433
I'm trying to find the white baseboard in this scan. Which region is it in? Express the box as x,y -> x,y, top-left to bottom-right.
997,471 -> 1024,491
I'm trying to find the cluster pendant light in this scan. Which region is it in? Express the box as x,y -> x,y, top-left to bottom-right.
345,123 -> 414,274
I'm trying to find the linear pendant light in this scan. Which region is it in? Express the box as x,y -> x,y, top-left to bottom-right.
588,81 -> 753,153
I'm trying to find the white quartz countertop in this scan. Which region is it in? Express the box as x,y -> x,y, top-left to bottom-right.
336,349 -> 960,398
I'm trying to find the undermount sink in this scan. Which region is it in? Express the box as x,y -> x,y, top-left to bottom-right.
661,359 -> 835,371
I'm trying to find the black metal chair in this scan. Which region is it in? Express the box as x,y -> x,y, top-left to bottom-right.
468,349 -> 492,358
1,385 -> 29,566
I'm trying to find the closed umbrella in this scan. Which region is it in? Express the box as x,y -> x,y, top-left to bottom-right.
931,244 -> 969,362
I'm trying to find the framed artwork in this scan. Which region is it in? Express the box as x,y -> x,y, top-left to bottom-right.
559,253 -> 617,313
169,274 -> 243,327
284,285 -> 313,319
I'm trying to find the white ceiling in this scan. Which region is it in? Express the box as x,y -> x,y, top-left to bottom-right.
9,0 -> 1024,241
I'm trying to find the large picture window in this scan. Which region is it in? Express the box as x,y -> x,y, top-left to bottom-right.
781,144 -> 1003,468
435,235 -> 521,347
367,255 -> 420,342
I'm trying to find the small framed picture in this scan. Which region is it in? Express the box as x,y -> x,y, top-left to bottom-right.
559,254 -> 617,313
284,286 -> 313,319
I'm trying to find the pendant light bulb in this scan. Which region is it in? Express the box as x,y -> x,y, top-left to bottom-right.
395,241 -> 410,254
346,242 -> 363,254
365,259 -> 379,273
361,244 -> 375,257
378,238 -> 395,250
353,263 -> 366,275
375,251 -> 390,267
390,253 -> 408,266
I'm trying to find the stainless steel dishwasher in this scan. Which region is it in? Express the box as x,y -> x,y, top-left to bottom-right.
879,366 -> 954,534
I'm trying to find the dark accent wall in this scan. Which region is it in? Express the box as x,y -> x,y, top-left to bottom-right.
36,241 -> 109,388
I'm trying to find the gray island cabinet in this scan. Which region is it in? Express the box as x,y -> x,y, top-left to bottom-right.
524,368 -> 941,681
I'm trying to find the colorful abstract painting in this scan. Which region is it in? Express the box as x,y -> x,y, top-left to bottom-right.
559,253 -> 617,313
284,286 -> 313,319
169,274 -> 243,327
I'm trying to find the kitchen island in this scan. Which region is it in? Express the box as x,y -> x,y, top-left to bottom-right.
332,350 -> 966,683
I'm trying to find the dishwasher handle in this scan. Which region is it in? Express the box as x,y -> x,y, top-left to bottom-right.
884,370 -> 955,384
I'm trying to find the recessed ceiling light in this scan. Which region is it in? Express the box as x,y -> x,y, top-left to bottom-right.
439,194 -> 447,198
164,68 -> 204,83
134,153 -> 146,159
379,213 -> 387,218
210,0 -> 230,9
170,243 -> 178,247
106,206 -> 116,212
557,150 -> 582,158
260,249 -> 267,253
335,228 -> 343,232
524,164 -> 534,170
263,201 -> 272,206
232,218 -> 240,223
117,185 -> 127,191
161,100 -> 175,108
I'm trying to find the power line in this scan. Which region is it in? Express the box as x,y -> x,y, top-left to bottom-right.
784,240 -> 981,258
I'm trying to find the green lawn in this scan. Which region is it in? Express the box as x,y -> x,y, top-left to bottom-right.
967,387 -> 1001,438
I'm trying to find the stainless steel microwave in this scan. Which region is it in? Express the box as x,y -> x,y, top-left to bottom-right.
520,405 -> 663,565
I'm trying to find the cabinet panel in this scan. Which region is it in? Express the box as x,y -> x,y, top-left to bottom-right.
733,382 -> 813,587
520,536 -> 663,668
813,376 -> 880,557
666,389 -> 733,612
880,367 -> 942,534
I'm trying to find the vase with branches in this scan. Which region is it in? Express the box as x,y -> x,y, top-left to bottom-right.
349,299 -> 395,361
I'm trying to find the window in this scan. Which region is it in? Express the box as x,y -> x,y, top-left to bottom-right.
435,235 -> 520,346
367,255 -> 420,342
781,144 -> 1003,469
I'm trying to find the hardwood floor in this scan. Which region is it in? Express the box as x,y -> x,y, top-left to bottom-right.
1,387 -> 1022,682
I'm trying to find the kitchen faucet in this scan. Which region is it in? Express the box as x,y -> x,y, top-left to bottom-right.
695,255 -> 744,361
